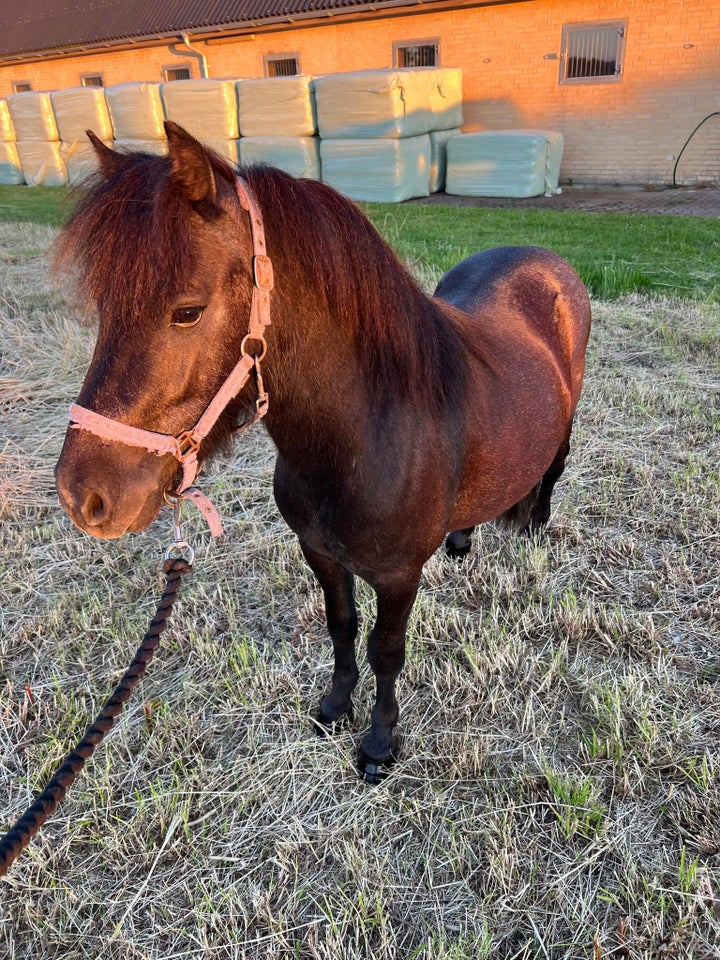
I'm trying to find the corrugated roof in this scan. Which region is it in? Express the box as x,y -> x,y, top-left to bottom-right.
0,0 -> 426,60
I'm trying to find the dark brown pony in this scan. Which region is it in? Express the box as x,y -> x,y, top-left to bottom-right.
55,123 -> 591,782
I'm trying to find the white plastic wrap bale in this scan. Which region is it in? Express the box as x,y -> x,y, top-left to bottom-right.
161,79 -> 239,141
429,128 -> 460,193
114,139 -> 169,156
16,141 -> 68,186
60,138 -> 112,185
0,142 -> 23,184
238,77 -> 317,137
239,137 -> 320,179
7,92 -> 58,141
50,87 -> 113,143
446,130 -> 564,198
106,82 -> 166,140
0,100 -> 16,142
320,136 -> 431,202
430,69 -> 463,131
205,140 -> 240,165
315,69 -> 443,139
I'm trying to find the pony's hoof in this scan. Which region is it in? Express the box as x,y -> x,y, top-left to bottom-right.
357,747 -> 398,785
311,705 -> 353,737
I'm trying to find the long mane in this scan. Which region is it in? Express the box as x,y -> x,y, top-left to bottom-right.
54,147 -> 237,327
244,166 -> 469,412
57,145 -> 467,412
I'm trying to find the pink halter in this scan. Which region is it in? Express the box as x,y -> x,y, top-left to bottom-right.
68,177 -> 273,538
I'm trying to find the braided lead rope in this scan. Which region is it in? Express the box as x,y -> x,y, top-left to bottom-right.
0,556 -> 192,878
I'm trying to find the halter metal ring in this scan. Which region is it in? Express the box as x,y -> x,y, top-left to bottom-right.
240,334 -> 267,361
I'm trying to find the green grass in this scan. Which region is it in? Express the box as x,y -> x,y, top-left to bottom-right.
0,184 -> 718,300
0,185 -> 72,228
364,202 -> 720,301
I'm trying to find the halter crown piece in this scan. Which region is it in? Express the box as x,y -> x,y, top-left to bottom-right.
68,177 -> 273,538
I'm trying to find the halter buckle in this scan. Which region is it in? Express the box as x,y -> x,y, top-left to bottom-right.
175,430 -> 201,459
253,254 -> 274,292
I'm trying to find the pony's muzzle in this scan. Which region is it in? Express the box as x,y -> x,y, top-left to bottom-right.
55,433 -> 175,539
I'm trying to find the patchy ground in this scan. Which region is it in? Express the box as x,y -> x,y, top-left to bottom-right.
1,224 -> 718,959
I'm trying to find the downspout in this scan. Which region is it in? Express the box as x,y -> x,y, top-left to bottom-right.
181,33 -> 209,78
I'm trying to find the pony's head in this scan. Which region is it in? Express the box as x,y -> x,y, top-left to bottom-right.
55,123 -> 258,538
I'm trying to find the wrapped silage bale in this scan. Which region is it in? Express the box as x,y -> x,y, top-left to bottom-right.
237,76 -> 317,137
0,100 -> 16,141
239,136 -> 320,179
17,141 -> 68,186
429,128 -> 460,193
7,92 -> 58,141
106,82 -> 166,140
315,69 -> 437,139
59,138 -> 112,185
51,87 -> 113,142
430,68 -> 463,131
320,136 -> 431,203
0,142 -> 23,184
446,130 -> 564,198
161,79 -> 239,141
114,139 -> 169,156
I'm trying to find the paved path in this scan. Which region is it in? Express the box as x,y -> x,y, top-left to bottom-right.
414,185 -> 720,217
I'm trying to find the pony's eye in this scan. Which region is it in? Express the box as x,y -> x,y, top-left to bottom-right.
171,306 -> 204,328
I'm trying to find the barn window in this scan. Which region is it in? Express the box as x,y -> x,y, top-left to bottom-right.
560,21 -> 626,84
393,39 -> 439,68
81,74 -> 104,87
264,54 -> 300,77
164,65 -> 192,82
12,81 -> 32,93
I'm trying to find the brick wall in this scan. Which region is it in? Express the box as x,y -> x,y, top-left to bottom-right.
1,0 -> 718,184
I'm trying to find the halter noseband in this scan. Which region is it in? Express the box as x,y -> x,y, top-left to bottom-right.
67,177 -> 273,538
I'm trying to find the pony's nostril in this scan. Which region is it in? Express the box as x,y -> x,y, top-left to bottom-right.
83,489 -> 108,525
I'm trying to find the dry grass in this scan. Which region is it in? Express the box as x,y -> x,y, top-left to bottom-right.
1,223 -> 719,959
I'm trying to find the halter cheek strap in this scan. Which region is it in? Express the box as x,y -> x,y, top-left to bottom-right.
68,176 -> 273,538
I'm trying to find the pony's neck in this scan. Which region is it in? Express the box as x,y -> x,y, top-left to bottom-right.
244,168 -> 468,456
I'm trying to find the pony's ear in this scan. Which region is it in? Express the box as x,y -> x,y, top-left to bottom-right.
164,120 -> 217,206
86,130 -> 131,179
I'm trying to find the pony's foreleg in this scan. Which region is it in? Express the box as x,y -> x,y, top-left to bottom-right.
299,541 -> 359,727
359,577 -> 420,783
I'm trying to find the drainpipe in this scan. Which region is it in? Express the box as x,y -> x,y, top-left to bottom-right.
181,33 -> 209,77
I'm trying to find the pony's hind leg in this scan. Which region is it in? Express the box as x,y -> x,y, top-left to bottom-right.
445,527 -> 476,560
502,432 -> 572,533
530,434 -> 572,529
299,541 -> 359,728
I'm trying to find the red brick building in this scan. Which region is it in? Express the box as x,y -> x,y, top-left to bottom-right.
1,0 -> 718,185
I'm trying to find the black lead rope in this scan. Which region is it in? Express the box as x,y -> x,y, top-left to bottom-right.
0,555 -> 193,878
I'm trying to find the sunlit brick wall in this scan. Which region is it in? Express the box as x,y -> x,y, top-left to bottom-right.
1,0 -> 718,184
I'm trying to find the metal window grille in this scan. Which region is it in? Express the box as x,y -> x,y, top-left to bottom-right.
265,56 -> 300,77
561,21 -> 626,83
81,74 -> 104,87
164,66 -> 191,82
12,81 -> 31,93
395,42 -> 439,68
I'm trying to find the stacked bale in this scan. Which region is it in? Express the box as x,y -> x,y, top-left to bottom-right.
51,87 -> 113,184
237,76 -> 319,179
0,99 -> 22,185
446,130 -> 564,198
315,68 -> 463,202
106,81 -> 168,156
161,79 -> 240,165
7,91 -> 67,186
